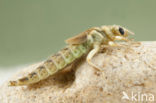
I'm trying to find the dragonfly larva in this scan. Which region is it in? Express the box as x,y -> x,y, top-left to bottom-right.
9,25 -> 134,86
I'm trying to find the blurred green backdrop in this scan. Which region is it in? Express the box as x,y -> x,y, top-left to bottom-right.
0,0 -> 156,67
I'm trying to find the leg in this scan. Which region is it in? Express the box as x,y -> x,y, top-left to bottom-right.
101,41 -> 125,51
108,41 -> 119,46
114,36 -> 129,41
86,44 -> 101,71
102,41 -> 120,48
107,40 -> 135,53
114,36 -> 141,47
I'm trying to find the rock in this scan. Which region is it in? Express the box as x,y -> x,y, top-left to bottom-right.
0,41 -> 156,103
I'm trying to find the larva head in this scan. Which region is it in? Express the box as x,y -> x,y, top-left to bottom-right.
111,25 -> 134,37
101,25 -> 134,41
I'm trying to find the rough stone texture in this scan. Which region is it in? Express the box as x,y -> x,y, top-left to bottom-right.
0,41 -> 156,103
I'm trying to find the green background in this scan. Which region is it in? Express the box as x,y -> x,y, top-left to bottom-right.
0,0 -> 156,67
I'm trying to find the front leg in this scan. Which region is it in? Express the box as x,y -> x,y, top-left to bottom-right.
101,41 -> 126,53
102,41 -> 121,48
108,41 -> 119,46
86,44 -> 101,71
114,36 -> 129,41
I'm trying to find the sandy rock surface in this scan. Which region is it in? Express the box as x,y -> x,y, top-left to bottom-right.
0,41 -> 156,103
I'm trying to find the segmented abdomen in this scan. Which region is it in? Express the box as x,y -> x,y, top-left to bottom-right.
9,42 -> 90,86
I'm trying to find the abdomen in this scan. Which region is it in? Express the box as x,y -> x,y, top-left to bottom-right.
9,42 -> 90,86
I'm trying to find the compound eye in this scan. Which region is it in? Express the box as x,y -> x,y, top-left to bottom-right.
119,27 -> 124,35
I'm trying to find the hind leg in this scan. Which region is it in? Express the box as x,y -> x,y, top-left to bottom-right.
86,44 -> 101,71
